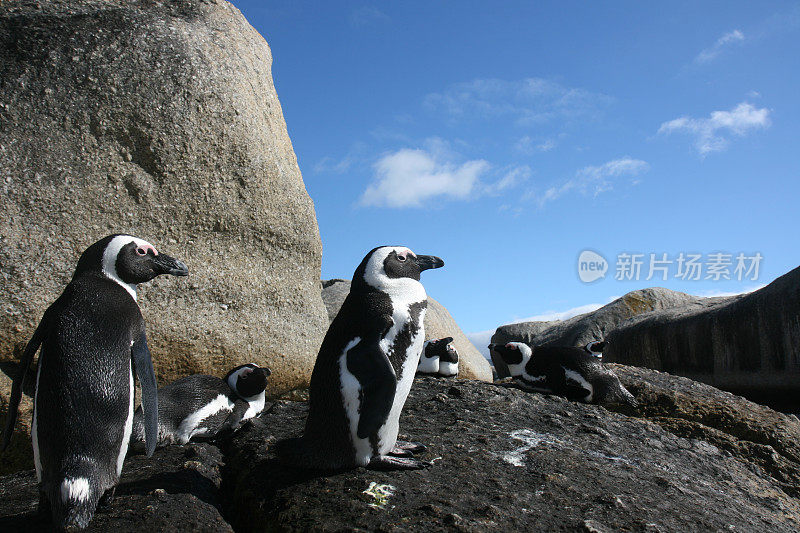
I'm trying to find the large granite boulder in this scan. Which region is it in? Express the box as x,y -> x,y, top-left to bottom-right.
605,265 -> 800,400
490,288 -> 720,377
224,374 -> 800,531
321,279 -> 492,381
0,0 -> 328,468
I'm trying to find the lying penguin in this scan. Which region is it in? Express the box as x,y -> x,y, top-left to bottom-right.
489,342 -> 637,407
130,363 -> 270,450
584,340 -> 606,359
417,337 -> 459,377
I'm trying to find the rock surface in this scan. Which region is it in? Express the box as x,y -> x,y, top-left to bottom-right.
321,279 -> 492,381
0,0 -> 327,387
0,443 -> 231,532
3,370 -> 800,530
224,374 -> 800,532
605,266 -> 800,400
0,0 -> 328,467
490,287 -> 723,377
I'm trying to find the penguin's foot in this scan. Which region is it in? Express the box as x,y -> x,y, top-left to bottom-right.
367,455 -> 431,471
390,440 -> 427,456
98,487 -> 116,510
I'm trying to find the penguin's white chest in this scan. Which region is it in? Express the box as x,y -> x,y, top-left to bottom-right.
338,301 -> 427,465
377,304 -> 426,455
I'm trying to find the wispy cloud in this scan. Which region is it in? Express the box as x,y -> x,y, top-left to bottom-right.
360,147 -> 490,208
694,30 -> 745,64
487,165 -> 531,195
693,284 -> 765,298
313,143 -> 367,174
531,157 -> 649,207
349,6 -> 389,27
424,78 -> 612,126
510,302 -> 608,324
658,102 -> 770,155
515,136 -> 557,154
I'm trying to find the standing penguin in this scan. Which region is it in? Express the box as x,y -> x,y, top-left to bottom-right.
1,234 -> 188,530
282,246 -> 444,471
489,342 -> 637,407
129,363 -> 270,450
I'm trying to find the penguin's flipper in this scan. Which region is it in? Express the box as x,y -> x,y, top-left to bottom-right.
131,332 -> 158,457
346,339 -> 397,440
215,401 -> 250,437
1,314 -> 48,451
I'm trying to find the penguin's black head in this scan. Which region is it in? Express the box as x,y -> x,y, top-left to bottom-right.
75,234 -> 189,288
488,342 -> 532,371
425,337 -> 455,357
585,340 -> 607,354
226,363 -> 270,399
353,246 -> 444,291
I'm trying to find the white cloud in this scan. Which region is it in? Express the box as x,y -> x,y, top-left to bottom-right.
487,165 -> 531,195
313,142 -> 367,174
695,30 -> 745,64
658,102 -> 770,155
349,6 -> 389,27
360,148 -> 490,208
510,302 -> 607,324
693,284 -> 765,298
314,155 -> 355,174
465,330 -> 495,361
530,157 -> 649,206
424,78 -> 611,126
515,136 -> 557,154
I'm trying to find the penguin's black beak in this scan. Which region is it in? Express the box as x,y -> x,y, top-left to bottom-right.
153,254 -> 189,276
416,255 -> 444,272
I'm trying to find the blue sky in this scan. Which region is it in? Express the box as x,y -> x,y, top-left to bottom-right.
233,1 -> 800,344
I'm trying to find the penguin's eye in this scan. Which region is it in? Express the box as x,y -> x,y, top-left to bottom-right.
397,253 -> 407,262
136,248 -> 147,256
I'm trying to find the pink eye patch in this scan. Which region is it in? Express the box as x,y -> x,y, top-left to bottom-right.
135,243 -> 158,256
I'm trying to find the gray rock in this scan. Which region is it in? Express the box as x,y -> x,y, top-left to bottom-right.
605,265 -> 800,400
0,443 -> 232,532
490,288 -> 719,377
321,279 -> 492,381
223,373 -> 800,531
0,0 -> 328,470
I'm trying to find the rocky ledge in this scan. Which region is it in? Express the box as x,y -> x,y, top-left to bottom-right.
3,371 -> 800,531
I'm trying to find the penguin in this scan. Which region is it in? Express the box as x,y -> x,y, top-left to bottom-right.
489,342 -> 637,407
130,364 -> 269,449
417,337 -> 459,377
583,340 -> 606,358
280,246 -> 444,471
129,363 -> 270,450
1,234 -> 188,530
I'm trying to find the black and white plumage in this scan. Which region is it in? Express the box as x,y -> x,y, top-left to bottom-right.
281,246 -> 444,471
0,234 -> 188,530
489,342 -> 637,407
417,337 -> 459,377
129,363 -> 270,450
